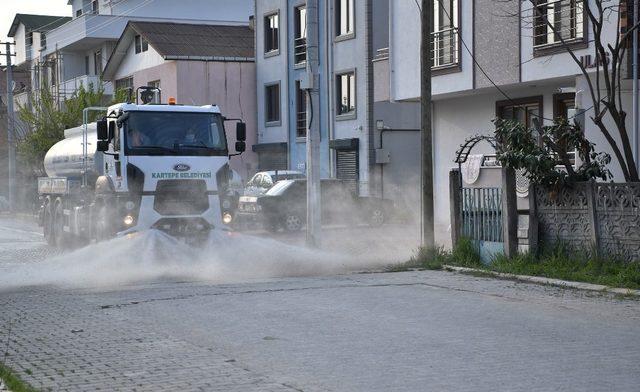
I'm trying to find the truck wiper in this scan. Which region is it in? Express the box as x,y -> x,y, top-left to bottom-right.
136,145 -> 177,153
179,144 -> 211,149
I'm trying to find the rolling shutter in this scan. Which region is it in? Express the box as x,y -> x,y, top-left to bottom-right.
253,143 -> 288,171
331,138 -> 359,193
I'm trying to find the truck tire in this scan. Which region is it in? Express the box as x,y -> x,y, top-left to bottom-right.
43,201 -> 55,246
95,205 -> 114,242
52,200 -> 69,248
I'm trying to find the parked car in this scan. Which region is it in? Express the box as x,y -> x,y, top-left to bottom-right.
243,170 -> 305,197
237,179 -> 393,232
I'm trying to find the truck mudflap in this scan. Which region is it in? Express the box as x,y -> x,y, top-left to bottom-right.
151,217 -> 212,243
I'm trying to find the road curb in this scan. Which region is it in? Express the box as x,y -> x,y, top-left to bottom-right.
442,265 -> 640,296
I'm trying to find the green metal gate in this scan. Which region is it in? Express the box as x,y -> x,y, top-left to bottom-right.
461,187 -> 503,262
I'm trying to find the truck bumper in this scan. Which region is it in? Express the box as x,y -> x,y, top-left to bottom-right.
117,194 -> 226,237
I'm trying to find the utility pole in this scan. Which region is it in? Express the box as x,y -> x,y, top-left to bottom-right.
633,0 -> 639,173
305,0 -> 322,247
420,0 -> 435,248
3,42 -> 16,212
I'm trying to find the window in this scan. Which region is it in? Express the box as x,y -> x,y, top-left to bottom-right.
336,0 -> 354,37
125,112 -> 227,156
76,9 -> 83,17
85,56 -> 90,75
26,32 -> 33,46
336,72 -> 356,117
294,6 -> 307,64
553,93 -> 577,164
432,0 -> 459,68
264,13 -> 280,54
296,81 -> 307,138
265,83 -> 281,124
496,97 -> 543,130
115,76 -> 133,92
135,35 -> 148,54
40,33 -> 46,50
93,50 -> 102,76
91,0 -> 98,13
533,0 -> 584,48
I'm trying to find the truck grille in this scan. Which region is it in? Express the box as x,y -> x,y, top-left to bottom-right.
154,180 -> 209,216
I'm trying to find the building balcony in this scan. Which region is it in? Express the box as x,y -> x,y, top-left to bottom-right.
43,14 -> 129,55
55,75 -> 114,99
432,27 -> 459,69
294,37 -> 307,65
13,91 -> 31,109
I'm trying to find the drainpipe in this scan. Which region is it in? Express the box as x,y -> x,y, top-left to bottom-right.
326,0 -> 336,177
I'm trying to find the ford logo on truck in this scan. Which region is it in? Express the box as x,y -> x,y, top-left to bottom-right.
173,163 -> 191,172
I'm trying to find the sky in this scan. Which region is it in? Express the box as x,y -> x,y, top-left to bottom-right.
1,0 -> 71,65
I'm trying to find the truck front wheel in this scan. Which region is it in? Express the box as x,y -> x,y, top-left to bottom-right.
43,201 -> 54,246
95,205 -> 114,242
52,200 -> 68,248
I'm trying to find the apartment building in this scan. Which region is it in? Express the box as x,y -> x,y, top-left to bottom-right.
12,0 -> 253,110
101,21 -> 258,178
376,0 -> 639,246
7,14 -> 72,110
255,0 -> 418,197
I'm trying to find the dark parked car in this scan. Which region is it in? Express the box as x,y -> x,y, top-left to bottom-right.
243,170 -> 305,197
237,179 -> 393,232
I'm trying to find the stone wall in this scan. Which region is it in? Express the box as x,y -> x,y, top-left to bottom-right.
534,182 -> 640,261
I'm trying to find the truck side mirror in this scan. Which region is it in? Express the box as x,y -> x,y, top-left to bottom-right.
108,121 -> 116,141
97,140 -> 109,152
236,122 -> 246,142
235,141 -> 246,153
97,119 -> 108,140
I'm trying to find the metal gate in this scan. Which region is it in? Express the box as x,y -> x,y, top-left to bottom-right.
461,187 -> 503,262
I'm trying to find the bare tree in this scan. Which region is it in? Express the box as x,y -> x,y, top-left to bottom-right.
516,0 -> 640,181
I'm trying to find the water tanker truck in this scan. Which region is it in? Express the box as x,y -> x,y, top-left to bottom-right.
38,88 -> 247,247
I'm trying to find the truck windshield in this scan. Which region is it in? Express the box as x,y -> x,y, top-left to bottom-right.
125,111 -> 227,156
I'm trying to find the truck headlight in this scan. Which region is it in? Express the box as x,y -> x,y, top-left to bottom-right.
222,199 -> 232,209
124,215 -> 135,226
125,201 -> 136,211
222,213 -> 233,224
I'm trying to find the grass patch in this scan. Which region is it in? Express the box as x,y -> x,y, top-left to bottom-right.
0,363 -> 39,392
490,245 -> 640,290
387,238 -> 482,272
389,239 -> 640,290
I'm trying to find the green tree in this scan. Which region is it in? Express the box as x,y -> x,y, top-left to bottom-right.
494,118 -> 612,188
16,83 -> 126,172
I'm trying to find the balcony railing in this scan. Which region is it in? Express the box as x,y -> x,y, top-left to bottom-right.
296,110 -> 307,138
54,75 -> 113,99
431,27 -> 459,69
533,0 -> 584,48
294,37 -> 307,65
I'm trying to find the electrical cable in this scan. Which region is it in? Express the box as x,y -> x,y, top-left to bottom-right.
416,0 -> 592,121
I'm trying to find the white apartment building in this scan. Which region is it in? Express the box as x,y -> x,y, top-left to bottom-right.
12,0 -> 253,110
375,0 -> 639,246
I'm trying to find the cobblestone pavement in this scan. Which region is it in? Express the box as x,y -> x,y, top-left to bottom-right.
1,216 -> 640,391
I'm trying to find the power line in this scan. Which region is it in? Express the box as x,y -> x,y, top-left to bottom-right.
416,0 -> 592,122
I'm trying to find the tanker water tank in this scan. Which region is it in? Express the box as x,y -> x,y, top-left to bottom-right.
43,123 -> 104,179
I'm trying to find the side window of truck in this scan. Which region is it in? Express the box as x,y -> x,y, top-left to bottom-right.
110,120 -> 119,151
